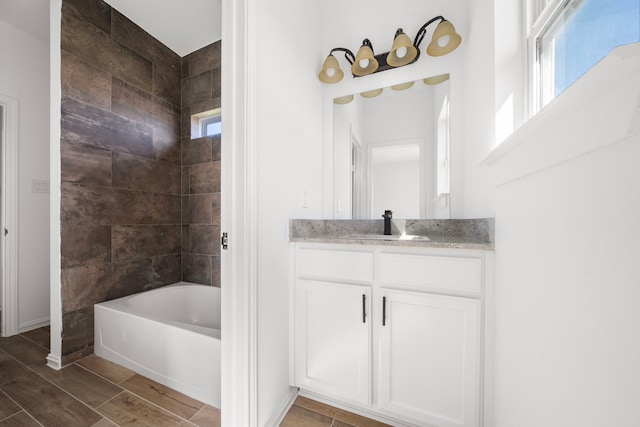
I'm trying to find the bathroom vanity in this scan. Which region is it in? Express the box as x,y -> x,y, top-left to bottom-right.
289,219 -> 494,427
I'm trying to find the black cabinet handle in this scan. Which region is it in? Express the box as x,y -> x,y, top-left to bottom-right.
362,294 -> 366,323
382,296 -> 387,326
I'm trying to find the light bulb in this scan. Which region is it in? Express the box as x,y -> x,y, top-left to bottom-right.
326,67 -> 336,77
359,58 -> 369,69
395,46 -> 407,58
437,35 -> 451,47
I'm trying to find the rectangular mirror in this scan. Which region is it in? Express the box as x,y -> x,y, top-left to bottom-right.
333,74 -> 450,219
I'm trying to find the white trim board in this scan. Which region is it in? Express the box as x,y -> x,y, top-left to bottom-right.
0,93 -> 20,338
48,0 -> 63,368
220,0 -> 259,423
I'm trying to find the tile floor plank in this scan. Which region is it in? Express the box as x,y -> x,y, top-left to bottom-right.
20,328 -> 51,350
75,355 -> 135,385
0,371 -> 102,427
0,358 -> 33,386
280,405 -> 333,427
96,392 -> 193,427
0,390 -> 21,420
119,374 -> 204,420
0,336 -> 50,376
90,418 -> 117,426
42,364 -> 123,408
0,411 -> 43,427
190,404 -> 221,427
293,397 -> 393,427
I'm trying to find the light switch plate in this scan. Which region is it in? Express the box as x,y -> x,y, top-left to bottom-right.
32,179 -> 50,193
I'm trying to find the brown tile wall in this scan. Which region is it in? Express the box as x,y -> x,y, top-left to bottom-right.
60,0 -> 182,363
181,42 -> 222,287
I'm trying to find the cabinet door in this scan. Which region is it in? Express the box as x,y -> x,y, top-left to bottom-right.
378,290 -> 480,427
295,280 -> 370,405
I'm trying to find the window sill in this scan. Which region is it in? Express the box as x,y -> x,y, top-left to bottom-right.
480,42 -> 640,186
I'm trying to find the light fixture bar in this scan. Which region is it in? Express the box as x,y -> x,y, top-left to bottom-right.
414,16 -> 445,48
318,15 -> 461,84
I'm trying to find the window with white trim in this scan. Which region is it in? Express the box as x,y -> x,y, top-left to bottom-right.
190,108 -> 222,139
529,0 -> 640,111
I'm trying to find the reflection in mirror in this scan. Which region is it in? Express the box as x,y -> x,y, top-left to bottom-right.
333,74 -> 450,219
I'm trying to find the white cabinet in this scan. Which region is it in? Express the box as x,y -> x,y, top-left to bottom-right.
378,290 -> 480,427
291,243 -> 491,427
294,280 -> 371,405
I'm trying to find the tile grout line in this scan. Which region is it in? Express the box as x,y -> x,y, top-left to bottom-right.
0,410 -> 45,427
17,333 -> 50,353
188,402 -> 212,423
72,359 -> 134,386
21,410 -> 45,427
94,389 -> 127,427
0,388 -> 27,422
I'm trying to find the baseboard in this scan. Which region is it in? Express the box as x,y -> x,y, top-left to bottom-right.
265,387 -> 298,427
18,317 -> 50,333
46,353 -> 62,370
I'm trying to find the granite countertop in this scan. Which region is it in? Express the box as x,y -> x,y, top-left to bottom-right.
289,218 -> 495,250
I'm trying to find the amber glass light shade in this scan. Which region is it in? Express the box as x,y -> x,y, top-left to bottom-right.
387,30 -> 418,67
334,94 -> 355,105
391,81 -> 415,91
423,73 -> 450,85
426,20 -> 462,57
351,43 -> 379,76
318,54 -> 344,83
360,88 -> 383,98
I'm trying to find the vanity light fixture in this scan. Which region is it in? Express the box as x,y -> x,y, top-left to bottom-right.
318,16 -> 462,84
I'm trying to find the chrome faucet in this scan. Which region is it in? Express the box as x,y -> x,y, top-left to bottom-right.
382,210 -> 393,235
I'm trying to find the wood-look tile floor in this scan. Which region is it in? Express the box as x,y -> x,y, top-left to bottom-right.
280,396 -> 392,427
0,327 -> 220,426
0,327 -> 388,427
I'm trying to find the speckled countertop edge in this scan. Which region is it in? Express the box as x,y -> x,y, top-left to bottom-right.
289,219 -> 495,250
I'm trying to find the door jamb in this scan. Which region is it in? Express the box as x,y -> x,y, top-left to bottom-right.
0,94 -> 20,337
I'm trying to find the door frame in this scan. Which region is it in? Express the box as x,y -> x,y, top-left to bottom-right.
0,93 -> 20,337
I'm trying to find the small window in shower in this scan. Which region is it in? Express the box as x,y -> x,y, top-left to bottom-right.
191,108 -> 221,139
201,114 -> 221,137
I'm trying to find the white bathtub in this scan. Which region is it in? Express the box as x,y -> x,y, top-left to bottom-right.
94,282 -> 221,408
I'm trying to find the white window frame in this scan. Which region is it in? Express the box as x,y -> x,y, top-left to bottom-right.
201,113 -> 222,137
190,108 -> 222,139
527,0 -> 574,115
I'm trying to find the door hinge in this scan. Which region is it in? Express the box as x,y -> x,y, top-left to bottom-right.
221,232 -> 228,250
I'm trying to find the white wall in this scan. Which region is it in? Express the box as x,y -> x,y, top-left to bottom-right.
493,0 -> 526,145
254,0 -> 325,424
486,45 -> 640,427
456,0 -> 496,219
0,19 -> 50,331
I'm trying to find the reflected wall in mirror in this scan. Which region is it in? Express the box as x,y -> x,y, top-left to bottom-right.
333,74 -> 451,219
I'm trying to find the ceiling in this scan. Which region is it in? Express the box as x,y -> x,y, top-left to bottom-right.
0,0 -> 221,57
0,0 -> 49,42
104,0 -> 221,57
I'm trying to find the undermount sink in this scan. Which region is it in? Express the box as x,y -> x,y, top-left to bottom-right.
345,234 -> 431,242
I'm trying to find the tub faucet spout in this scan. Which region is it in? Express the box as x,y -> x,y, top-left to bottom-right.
382,210 -> 393,235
